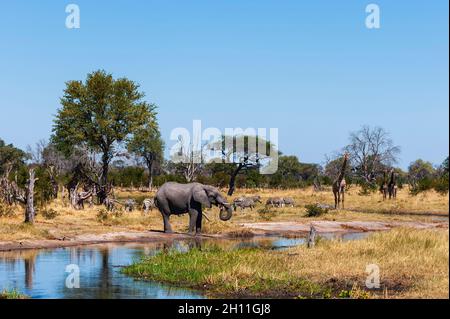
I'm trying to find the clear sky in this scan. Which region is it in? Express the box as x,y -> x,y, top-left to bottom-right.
0,0 -> 448,169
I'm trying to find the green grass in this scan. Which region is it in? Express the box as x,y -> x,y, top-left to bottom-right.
123,245 -> 331,298
123,228 -> 449,299
0,289 -> 27,299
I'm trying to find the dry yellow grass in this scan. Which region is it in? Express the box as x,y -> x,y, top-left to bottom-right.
125,228 -> 449,298
0,187 -> 448,242
287,227 -> 449,298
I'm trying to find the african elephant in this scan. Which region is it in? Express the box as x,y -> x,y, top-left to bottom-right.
155,182 -> 233,235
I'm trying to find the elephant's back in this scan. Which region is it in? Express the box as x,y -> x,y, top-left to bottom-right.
155,182 -> 193,210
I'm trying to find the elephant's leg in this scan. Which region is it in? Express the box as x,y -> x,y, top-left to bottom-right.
188,209 -> 199,235
195,210 -> 203,234
162,212 -> 173,233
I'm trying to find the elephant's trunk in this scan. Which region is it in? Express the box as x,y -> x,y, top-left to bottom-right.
219,203 -> 233,221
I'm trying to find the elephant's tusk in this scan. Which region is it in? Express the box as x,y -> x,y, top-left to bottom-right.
202,212 -> 211,221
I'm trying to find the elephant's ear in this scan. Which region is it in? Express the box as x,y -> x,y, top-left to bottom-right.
193,187 -> 212,208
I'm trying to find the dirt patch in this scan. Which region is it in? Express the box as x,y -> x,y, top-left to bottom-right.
1,220 -> 447,252
0,231 -> 220,252
240,220 -> 448,236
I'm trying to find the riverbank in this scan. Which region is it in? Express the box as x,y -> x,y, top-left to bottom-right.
0,187 -> 448,251
123,228 -> 449,299
0,219 -> 447,252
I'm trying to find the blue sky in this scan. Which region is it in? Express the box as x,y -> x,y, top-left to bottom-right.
0,0 -> 448,169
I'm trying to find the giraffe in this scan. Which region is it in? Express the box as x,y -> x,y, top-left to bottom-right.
379,170 -> 388,200
332,153 -> 348,209
388,169 -> 397,199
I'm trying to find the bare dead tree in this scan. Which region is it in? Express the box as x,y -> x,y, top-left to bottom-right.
69,183 -> 94,210
0,163 -> 25,205
313,176 -> 323,192
344,126 -> 400,185
174,138 -> 205,183
46,165 -> 59,199
24,169 -> 38,223
26,139 -> 47,165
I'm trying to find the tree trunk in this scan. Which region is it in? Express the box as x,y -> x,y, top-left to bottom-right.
98,153 -> 110,203
147,160 -> 153,190
24,169 -> 38,224
227,164 -> 243,196
307,225 -> 317,248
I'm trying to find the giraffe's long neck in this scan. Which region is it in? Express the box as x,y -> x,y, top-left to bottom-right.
337,156 -> 348,183
390,171 -> 396,185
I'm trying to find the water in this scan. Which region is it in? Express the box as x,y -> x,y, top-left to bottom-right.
0,233 -> 369,299
0,242 -> 204,299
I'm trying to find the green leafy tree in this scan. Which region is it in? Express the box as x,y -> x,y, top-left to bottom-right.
127,121 -> 164,189
434,157 -> 449,194
52,70 -> 156,202
0,138 -> 28,176
269,155 -> 320,188
408,159 -> 436,194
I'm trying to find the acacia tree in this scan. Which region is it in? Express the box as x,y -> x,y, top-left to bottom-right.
208,135 -> 277,195
52,70 -> 156,202
127,119 -> 164,189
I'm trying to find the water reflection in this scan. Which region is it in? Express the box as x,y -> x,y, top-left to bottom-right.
0,232 -> 370,299
0,242 -> 205,299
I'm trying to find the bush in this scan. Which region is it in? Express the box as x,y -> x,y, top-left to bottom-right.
41,208 -> 59,220
0,202 -> 15,218
257,207 -> 276,221
304,204 -> 330,217
96,209 -> 110,223
409,178 -> 434,195
433,178 -> 449,195
96,208 -> 123,223
358,182 -> 377,195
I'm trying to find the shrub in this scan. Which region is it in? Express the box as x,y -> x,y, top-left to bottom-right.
433,178 -> 449,195
304,204 -> 330,217
40,208 -> 59,220
358,181 -> 377,195
409,178 -> 434,195
0,202 -> 15,218
257,207 -> 276,221
96,208 -> 123,223
43,208 -> 59,219
96,209 -> 109,223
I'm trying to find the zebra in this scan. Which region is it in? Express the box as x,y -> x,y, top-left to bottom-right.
233,197 -> 256,211
104,197 -> 115,212
266,197 -> 285,208
283,197 -> 295,207
124,199 -> 136,212
142,198 -> 156,214
248,195 -> 262,203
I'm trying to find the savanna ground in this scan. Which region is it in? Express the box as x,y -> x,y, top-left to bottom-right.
0,186 -> 448,298
0,186 -> 447,241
